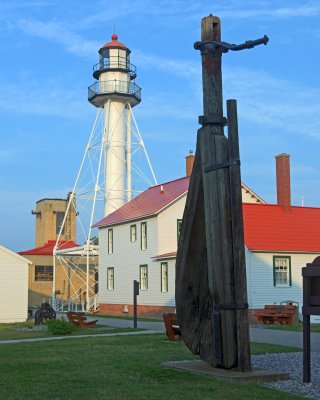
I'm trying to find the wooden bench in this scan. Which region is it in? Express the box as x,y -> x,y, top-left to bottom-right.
163,313 -> 182,341
66,312 -> 98,329
255,305 -> 296,325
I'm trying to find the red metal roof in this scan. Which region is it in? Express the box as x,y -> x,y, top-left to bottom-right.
152,252 -> 177,260
19,240 -> 79,256
94,177 -> 190,228
101,34 -> 127,50
243,203 -> 320,252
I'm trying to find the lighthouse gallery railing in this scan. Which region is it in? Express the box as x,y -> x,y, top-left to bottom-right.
88,80 -> 141,101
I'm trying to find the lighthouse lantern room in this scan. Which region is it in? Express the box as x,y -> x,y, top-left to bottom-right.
89,34 -> 140,107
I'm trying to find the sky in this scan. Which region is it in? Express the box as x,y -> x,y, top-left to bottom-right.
1,0 -> 320,252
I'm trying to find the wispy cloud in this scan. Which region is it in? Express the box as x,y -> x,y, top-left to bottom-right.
214,0 -> 320,20
223,66 -> 320,139
0,150 -> 21,165
78,0 -> 200,28
0,78 -> 90,118
134,50 -> 199,79
16,18 -> 99,58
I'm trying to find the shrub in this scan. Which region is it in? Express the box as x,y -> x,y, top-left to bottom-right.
45,319 -> 76,335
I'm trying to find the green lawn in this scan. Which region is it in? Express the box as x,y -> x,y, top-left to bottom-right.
0,333 -> 303,400
0,321 -> 141,340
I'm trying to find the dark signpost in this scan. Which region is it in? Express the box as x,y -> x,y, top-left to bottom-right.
175,15 -> 268,372
133,279 -> 140,328
302,256 -> 320,382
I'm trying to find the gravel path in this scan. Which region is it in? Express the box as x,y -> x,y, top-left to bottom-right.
252,352 -> 320,399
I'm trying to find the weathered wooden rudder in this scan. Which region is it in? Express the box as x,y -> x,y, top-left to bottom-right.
175,15 -> 268,372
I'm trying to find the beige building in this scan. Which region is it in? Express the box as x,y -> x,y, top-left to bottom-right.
20,195 -> 97,309
32,193 -> 76,247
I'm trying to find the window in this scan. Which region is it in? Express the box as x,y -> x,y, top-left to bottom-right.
177,219 -> 182,243
35,266 -> 53,282
273,256 -> 291,287
140,265 -> 148,290
130,225 -> 137,242
161,262 -> 168,292
108,229 -> 113,254
141,222 -> 147,250
107,268 -> 114,290
56,212 -> 65,235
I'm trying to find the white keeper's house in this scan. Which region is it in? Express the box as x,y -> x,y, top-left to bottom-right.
94,153 -> 265,316
95,152 -> 320,318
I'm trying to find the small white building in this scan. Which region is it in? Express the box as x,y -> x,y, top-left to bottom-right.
94,155 -> 264,317
0,245 -> 31,323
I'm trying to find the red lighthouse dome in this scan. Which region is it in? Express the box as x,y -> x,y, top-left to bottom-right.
100,34 -> 128,50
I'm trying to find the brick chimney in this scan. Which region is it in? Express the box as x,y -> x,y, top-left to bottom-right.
275,153 -> 291,209
186,150 -> 195,177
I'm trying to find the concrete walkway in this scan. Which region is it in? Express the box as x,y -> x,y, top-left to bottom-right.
94,317 -> 320,351
250,326 -> 320,351
87,316 -> 320,351
0,329 -> 161,345
1,315 -> 319,351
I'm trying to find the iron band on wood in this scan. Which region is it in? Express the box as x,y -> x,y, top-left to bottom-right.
204,159 -> 240,173
213,312 -> 222,364
214,303 -> 249,311
194,35 -> 269,54
199,115 -> 227,126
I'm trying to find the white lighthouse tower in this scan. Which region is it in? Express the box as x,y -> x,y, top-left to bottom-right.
52,34 -> 156,312
88,33 -> 142,216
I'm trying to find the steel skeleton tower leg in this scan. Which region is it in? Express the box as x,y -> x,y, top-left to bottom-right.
88,34 -> 142,216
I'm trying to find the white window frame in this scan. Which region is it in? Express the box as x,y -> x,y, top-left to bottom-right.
108,228 -> 113,254
107,267 -> 114,290
141,222 -> 147,250
273,256 -> 291,287
161,262 -> 168,292
140,265 -> 148,290
130,224 -> 137,242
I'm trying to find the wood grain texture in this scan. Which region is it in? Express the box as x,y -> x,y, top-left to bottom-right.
175,141 -> 216,363
227,99 -> 252,372
176,15 -> 251,371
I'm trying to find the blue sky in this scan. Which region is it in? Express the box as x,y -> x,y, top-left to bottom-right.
1,0 -> 320,251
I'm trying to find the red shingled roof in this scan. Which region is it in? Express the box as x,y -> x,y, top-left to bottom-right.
19,240 -> 79,256
243,203 -> 320,252
152,251 -> 177,260
94,177 -> 189,228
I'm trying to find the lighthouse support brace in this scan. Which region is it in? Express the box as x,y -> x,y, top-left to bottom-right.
53,108 -> 102,309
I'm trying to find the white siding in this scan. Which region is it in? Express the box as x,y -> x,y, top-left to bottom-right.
99,216 -> 177,308
0,246 -> 29,323
99,218 -> 168,305
246,249 -> 320,320
157,195 -> 186,256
